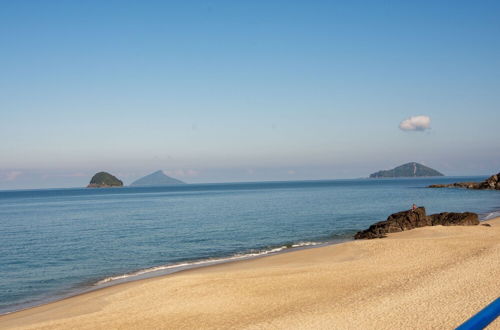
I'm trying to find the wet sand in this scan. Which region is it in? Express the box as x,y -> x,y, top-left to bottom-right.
1,217 -> 499,329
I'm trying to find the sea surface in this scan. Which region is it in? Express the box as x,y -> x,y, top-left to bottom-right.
1,177 -> 499,314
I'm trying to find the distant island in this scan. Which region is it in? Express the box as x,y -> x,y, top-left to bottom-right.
369,162 -> 444,178
87,172 -> 123,188
130,170 -> 186,187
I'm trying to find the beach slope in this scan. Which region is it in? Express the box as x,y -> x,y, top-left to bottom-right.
2,218 -> 499,329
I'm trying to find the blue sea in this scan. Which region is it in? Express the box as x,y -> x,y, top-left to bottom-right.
1,176 -> 499,314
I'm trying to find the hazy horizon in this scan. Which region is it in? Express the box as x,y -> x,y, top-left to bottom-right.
1,1 -> 499,189
0,166 -> 493,191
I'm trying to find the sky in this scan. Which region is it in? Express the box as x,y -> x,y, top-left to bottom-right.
1,1 -> 499,189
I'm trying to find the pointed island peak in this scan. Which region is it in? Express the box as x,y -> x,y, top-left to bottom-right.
369,162 -> 444,178
87,171 -> 123,188
130,170 -> 186,187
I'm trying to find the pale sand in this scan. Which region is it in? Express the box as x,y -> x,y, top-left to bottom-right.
2,218 -> 499,330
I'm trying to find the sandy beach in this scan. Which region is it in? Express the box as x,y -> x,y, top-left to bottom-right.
1,217 -> 499,329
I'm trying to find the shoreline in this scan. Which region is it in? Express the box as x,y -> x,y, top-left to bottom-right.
0,238 -> 352,316
1,207 -> 498,317
2,209 -> 497,317
1,217 -> 499,329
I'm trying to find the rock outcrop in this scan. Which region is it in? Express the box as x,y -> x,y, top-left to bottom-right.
429,173 -> 500,190
428,182 -> 479,189
87,172 -> 123,188
477,173 -> 500,190
428,212 -> 479,226
354,207 -> 479,239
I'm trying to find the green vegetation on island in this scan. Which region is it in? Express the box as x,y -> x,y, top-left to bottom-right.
130,170 -> 185,187
369,162 -> 444,178
87,172 -> 123,188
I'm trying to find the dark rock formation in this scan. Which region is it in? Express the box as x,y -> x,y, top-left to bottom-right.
428,212 -> 479,226
354,207 -> 479,239
429,173 -> 500,190
428,182 -> 479,189
477,173 -> 500,190
87,172 -> 123,188
354,207 -> 428,239
370,162 -> 444,178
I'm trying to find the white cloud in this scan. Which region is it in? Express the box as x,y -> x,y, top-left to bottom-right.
399,115 -> 431,131
1,170 -> 23,181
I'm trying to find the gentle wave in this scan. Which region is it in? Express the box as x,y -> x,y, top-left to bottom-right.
95,241 -> 325,285
483,211 -> 500,220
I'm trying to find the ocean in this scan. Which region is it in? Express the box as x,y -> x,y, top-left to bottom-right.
1,176 -> 499,314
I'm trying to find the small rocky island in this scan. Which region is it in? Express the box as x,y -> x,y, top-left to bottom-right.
369,162 -> 444,178
354,207 -> 479,239
429,172 -> 500,190
87,172 -> 123,188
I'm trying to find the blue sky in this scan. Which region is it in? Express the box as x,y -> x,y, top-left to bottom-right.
1,1 -> 499,189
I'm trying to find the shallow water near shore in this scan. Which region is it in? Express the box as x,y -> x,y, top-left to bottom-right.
1,176 -> 499,314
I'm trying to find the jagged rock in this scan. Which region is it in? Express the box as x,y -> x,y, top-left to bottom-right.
354,207 -> 429,239
354,207 -> 479,239
478,174 -> 499,190
429,172 -> 500,190
428,212 -> 479,226
429,182 -> 479,189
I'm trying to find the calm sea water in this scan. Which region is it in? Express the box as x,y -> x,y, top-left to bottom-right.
1,177 -> 499,314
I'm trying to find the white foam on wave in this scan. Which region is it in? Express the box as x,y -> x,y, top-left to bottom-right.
95,241 -> 324,285
483,211 -> 500,220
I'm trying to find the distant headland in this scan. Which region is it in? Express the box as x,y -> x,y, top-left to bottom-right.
429,172 -> 500,190
369,162 -> 444,178
87,172 -> 123,188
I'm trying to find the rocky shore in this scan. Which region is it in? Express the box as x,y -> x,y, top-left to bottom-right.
354,207 -> 479,239
429,172 -> 500,190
